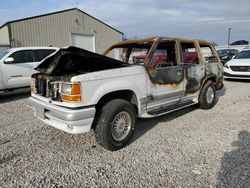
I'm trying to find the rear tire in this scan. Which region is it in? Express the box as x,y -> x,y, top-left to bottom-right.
199,80 -> 216,109
94,99 -> 136,151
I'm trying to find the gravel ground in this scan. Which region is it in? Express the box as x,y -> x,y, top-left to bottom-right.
0,80 -> 250,187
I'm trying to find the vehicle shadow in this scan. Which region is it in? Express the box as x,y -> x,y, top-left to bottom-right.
130,106 -> 197,145
0,88 -> 30,103
130,89 -> 226,146
224,79 -> 250,83
217,131 -> 250,188
217,86 -> 226,97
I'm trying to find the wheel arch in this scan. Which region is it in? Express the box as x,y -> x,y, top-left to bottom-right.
198,76 -> 216,98
202,75 -> 217,89
198,79 -> 216,109
92,89 -> 139,129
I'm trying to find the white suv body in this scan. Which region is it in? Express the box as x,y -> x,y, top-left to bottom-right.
0,47 -> 58,91
27,37 -> 224,150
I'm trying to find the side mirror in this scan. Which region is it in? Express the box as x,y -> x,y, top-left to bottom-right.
232,55 -> 235,59
4,57 -> 14,64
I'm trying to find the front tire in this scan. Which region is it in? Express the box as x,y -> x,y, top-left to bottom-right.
94,99 -> 136,151
199,80 -> 216,109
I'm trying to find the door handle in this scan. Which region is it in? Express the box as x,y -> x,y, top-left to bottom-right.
11,75 -> 23,78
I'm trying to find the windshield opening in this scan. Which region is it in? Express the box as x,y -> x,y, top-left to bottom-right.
0,49 -> 9,60
235,50 -> 250,59
217,49 -> 239,57
106,42 -> 153,64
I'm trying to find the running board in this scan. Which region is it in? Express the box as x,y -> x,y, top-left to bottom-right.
147,100 -> 197,116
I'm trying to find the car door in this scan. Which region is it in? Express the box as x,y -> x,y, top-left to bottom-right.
179,41 -> 206,102
2,50 -> 35,88
146,39 -> 185,113
0,49 -> 10,90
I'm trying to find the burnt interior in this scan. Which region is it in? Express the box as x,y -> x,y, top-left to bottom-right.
31,73 -> 73,100
148,41 -> 185,84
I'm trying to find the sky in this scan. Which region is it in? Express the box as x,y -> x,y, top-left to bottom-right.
0,0 -> 250,45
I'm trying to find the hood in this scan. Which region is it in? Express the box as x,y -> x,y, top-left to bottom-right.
36,46 -> 131,76
71,65 -> 146,82
226,58 -> 250,66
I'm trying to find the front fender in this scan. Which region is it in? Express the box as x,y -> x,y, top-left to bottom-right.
81,75 -> 148,115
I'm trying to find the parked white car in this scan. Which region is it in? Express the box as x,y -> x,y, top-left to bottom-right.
224,49 -> 250,79
0,47 -> 58,91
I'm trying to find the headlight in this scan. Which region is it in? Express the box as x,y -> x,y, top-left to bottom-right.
62,84 -> 72,95
224,64 -> 229,69
61,83 -> 82,102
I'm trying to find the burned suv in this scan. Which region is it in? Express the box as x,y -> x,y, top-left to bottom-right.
27,37 -> 224,150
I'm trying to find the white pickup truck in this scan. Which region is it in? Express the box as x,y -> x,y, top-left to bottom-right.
0,47 -> 57,91
27,37 -> 223,150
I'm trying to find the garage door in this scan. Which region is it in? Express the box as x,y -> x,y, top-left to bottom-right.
71,34 -> 95,52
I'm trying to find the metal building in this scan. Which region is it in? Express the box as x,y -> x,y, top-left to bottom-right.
0,8 -> 123,53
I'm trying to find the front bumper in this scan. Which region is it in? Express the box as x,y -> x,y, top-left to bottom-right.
224,68 -> 250,79
27,97 -> 96,134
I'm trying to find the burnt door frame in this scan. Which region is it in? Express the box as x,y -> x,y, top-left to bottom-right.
145,39 -> 185,111
178,40 -> 206,97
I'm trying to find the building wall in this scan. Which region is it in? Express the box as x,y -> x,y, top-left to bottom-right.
0,26 -> 10,45
75,10 -> 123,54
10,9 -> 122,54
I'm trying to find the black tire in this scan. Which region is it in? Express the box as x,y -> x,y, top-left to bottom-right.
94,99 -> 136,151
199,80 -> 216,109
5,89 -> 15,92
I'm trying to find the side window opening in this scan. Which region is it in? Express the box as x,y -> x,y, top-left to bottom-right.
149,41 -> 177,69
147,41 -> 184,84
9,50 -> 34,63
180,43 -> 199,64
34,50 -> 56,62
200,44 -> 219,63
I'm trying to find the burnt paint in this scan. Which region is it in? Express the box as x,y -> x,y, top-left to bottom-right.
148,62 -> 222,96
184,64 -> 205,94
149,66 -> 184,85
142,37 -> 223,96
32,37 -> 223,100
